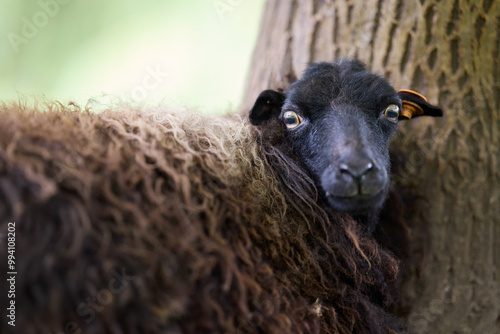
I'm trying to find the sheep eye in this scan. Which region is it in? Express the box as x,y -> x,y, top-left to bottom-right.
384,104 -> 400,121
283,111 -> 303,129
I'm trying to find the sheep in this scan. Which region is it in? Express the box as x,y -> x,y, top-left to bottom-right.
0,59 -> 442,334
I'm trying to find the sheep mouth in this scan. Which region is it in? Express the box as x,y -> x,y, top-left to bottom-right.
326,190 -> 387,213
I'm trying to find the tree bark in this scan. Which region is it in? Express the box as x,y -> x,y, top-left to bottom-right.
243,0 -> 500,333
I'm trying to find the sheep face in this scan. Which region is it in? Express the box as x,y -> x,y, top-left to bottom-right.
250,59 -> 442,214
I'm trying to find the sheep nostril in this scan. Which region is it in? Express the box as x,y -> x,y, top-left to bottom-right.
339,163 -> 350,174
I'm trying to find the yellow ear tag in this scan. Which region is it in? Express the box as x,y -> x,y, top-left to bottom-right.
398,89 -> 427,119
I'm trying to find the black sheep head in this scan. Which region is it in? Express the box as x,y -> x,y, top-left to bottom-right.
249,59 -> 443,215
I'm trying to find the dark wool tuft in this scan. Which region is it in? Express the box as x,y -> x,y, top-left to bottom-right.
0,102 -> 404,333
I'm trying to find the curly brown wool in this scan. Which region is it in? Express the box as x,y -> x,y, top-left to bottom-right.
0,101 -> 407,334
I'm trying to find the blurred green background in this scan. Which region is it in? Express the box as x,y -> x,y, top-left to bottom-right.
0,0 -> 265,113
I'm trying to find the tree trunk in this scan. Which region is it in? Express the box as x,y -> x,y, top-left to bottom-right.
243,1 -> 500,333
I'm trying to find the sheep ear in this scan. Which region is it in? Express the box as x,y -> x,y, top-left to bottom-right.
397,89 -> 443,120
249,90 -> 286,125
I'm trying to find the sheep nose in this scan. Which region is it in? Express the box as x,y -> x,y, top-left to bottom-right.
339,161 -> 374,179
